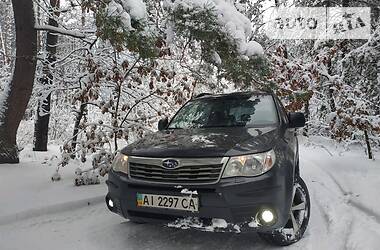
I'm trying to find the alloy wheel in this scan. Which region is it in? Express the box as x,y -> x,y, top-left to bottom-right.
258,177 -> 310,246
281,181 -> 309,240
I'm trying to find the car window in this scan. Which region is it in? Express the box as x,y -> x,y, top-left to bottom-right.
168,95 -> 279,129
167,101 -> 213,129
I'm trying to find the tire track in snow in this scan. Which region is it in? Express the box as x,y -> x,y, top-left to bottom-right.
314,166 -> 350,196
0,195 -> 104,226
301,159 -> 346,249
343,219 -> 354,250
303,161 -> 352,250
303,157 -> 380,249
309,186 -> 331,232
347,200 -> 380,225
308,160 -> 380,225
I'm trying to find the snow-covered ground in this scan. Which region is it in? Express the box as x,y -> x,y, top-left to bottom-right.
0,138 -> 379,250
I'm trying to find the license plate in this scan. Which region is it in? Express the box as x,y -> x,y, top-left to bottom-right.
136,193 -> 199,212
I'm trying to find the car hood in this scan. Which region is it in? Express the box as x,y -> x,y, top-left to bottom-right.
121,127 -> 279,158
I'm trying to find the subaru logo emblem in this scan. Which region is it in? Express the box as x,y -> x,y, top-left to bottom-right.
162,159 -> 180,169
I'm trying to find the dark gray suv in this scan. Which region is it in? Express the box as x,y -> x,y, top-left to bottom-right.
106,91 -> 310,246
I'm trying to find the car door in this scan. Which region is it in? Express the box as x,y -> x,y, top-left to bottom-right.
274,96 -> 297,167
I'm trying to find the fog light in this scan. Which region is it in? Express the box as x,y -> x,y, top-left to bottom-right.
108,199 -> 114,208
261,210 -> 274,223
256,208 -> 277,226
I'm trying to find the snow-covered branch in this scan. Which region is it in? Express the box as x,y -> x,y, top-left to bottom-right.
35,24 -> 85,39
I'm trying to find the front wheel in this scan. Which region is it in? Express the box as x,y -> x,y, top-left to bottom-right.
259,177 -> 310,246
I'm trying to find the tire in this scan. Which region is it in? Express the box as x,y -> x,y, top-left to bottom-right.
258,176 -> 311,246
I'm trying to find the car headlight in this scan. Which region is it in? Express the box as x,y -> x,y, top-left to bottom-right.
222,149 -> 276,178
112,153 -> 129,173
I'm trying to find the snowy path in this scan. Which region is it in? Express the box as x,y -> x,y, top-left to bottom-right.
299,149 -> 380,250
0,143 -> 379,250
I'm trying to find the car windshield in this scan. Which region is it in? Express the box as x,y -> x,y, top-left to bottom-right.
168,94 -> 279,129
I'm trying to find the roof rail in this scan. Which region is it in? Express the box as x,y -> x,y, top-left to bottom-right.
193,93 -> 213,98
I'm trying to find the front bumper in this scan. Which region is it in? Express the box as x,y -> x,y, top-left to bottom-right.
105,161 -> 294,232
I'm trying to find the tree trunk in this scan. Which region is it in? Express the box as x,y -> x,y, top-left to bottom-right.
364,130 -> 373,160
303,100 -> 310,137
374,7 -> 379,23
33,0 -> 60,151
33,79 -> 51,151
70,102 -> 87,157
0,0 -> 37,163
326,59 -> 336,114
36,0 -> 41,51
324,1 -> 336,114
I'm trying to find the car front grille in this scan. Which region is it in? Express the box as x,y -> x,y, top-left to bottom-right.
128,156 -> 227,184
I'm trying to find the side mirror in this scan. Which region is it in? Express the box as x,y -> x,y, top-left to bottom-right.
288,112 -> 305,128
158,118 -> 169,131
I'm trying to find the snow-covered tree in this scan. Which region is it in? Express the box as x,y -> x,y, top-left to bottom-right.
43,0 -> 266,183
0,0 -> 37,163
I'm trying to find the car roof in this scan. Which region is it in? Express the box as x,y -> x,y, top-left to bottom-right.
192,91 -> 272,100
